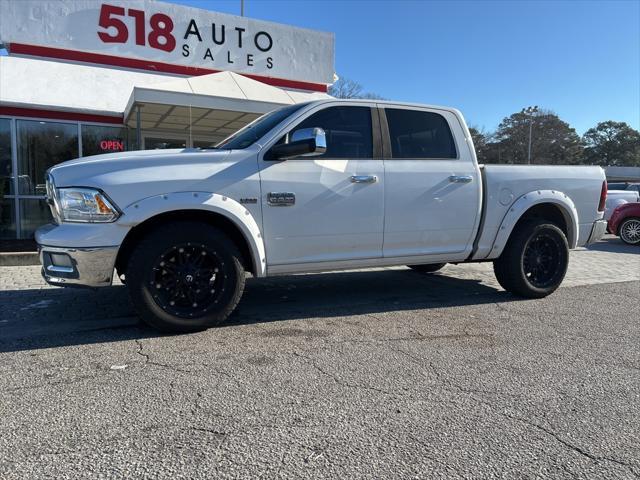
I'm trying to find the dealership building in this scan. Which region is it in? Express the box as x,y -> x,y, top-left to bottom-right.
0,0 -> 334,242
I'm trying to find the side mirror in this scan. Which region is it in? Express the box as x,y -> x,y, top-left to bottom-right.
268,127 -> 327,160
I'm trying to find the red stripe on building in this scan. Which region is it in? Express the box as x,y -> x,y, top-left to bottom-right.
8,43 -> 329,93
0,106 -> 124,124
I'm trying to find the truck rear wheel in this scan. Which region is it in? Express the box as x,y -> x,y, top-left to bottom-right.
126,222 -> 245,333
408,263 -> 446,273
493,219 -> 568,298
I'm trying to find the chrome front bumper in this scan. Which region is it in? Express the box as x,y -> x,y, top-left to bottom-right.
39,245 -> 119,287
586,219 -> 608,245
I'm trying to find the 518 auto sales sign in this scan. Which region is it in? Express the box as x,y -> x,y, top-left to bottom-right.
0,0 -> 335,87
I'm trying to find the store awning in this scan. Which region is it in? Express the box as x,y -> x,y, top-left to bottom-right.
124,71 -> 330,140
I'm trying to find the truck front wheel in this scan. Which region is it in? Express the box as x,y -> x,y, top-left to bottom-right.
126,222 -> 245,333
493,220 -> 569,298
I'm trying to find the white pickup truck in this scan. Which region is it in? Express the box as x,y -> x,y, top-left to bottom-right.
37,99 -> 608,332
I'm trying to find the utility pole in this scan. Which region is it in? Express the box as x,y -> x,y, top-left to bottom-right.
522,105 -> 539,164
240,0 -> 244,16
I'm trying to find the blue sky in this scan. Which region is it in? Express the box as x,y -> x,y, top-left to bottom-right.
170,0 -> 639,135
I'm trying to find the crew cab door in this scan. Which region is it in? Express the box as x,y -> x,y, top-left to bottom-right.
259,104 -> 384,268
380,105 -> 481,260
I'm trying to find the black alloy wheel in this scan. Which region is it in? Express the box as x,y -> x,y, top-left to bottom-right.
522,231 -> 564,289
149,243 -> 226,318
126,222 -> 245,333
493,219 -> 569,298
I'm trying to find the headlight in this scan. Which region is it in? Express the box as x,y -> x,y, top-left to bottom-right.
56,188 -> 121,223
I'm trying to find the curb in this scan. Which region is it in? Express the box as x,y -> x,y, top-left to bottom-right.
0,252 -> 39,267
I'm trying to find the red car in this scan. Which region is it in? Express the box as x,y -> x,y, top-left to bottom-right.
608,202 -> 640,245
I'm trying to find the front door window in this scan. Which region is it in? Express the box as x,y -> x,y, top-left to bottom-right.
289,106 -> 373,159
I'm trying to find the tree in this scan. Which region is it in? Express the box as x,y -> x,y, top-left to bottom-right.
468,127 -> 491,163
490,109 -> 583,165
582,121 -> 640,166
328,77 -> 385,100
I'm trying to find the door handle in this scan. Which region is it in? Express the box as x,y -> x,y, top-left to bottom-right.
448,175 -> 473,184
350,175 -> 378,184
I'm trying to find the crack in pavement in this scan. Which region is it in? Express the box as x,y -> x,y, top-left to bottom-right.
187,426 -> 227,441
134,339 -> 192,373
4,375 -> 96,393
291,350 -> 398,396
191,391 -> 203,416
389,343 -> 514,399
204,363 -> 245,391
390,343 -> 639,478
168,380 -> 177,403
501,412 -> 640,479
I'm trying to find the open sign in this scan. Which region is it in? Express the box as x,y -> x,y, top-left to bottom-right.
100,140 -> 125,151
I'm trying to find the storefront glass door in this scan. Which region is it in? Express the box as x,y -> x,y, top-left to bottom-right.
0,118 -> 17,240
1,117 -> 137,240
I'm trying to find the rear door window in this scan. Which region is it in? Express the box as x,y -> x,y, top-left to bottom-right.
384,108 -> 457,159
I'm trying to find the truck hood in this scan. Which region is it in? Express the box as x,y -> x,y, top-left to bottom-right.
53,148 -> 190,169
48,147 -> 253,208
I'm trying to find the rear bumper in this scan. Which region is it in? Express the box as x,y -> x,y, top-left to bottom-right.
586,219 -> 608,245
38,245 -> 118,287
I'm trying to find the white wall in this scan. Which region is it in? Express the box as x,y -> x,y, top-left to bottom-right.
0,56 -> 179,115
0,56 -> 331,116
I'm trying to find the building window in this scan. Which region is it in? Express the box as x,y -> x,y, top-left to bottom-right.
193,139 -> 218,148
0,119 -> 12,196
0,119 -> 16,240
81,124 -> 128,157
0,198 -> 16,240
144,137 -> 187,149
128,127 -> 140,151
19,198 -> 52,239
17,120 -> 79,195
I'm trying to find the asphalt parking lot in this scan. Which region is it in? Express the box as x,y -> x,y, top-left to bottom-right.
1,236 -> 639,479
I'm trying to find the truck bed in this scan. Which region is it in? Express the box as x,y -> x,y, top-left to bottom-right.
473,164 -> 606,260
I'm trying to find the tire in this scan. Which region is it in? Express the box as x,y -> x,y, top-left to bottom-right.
408,263 -> 446,273
493,219 -> 569,298
126,221 -> 246,333
618,217 -> 640,245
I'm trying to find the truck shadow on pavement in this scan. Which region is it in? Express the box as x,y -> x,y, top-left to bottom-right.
584,235 -> 639,254
0,268 -> 518,353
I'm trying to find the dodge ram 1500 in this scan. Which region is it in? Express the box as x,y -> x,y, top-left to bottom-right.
37,99 -> 608,332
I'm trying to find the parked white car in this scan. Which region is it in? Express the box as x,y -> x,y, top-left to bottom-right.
37,99 -> 608,332
604,190 -> 640,221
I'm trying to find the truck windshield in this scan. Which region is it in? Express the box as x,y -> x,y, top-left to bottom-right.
215,102 -> 310,150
